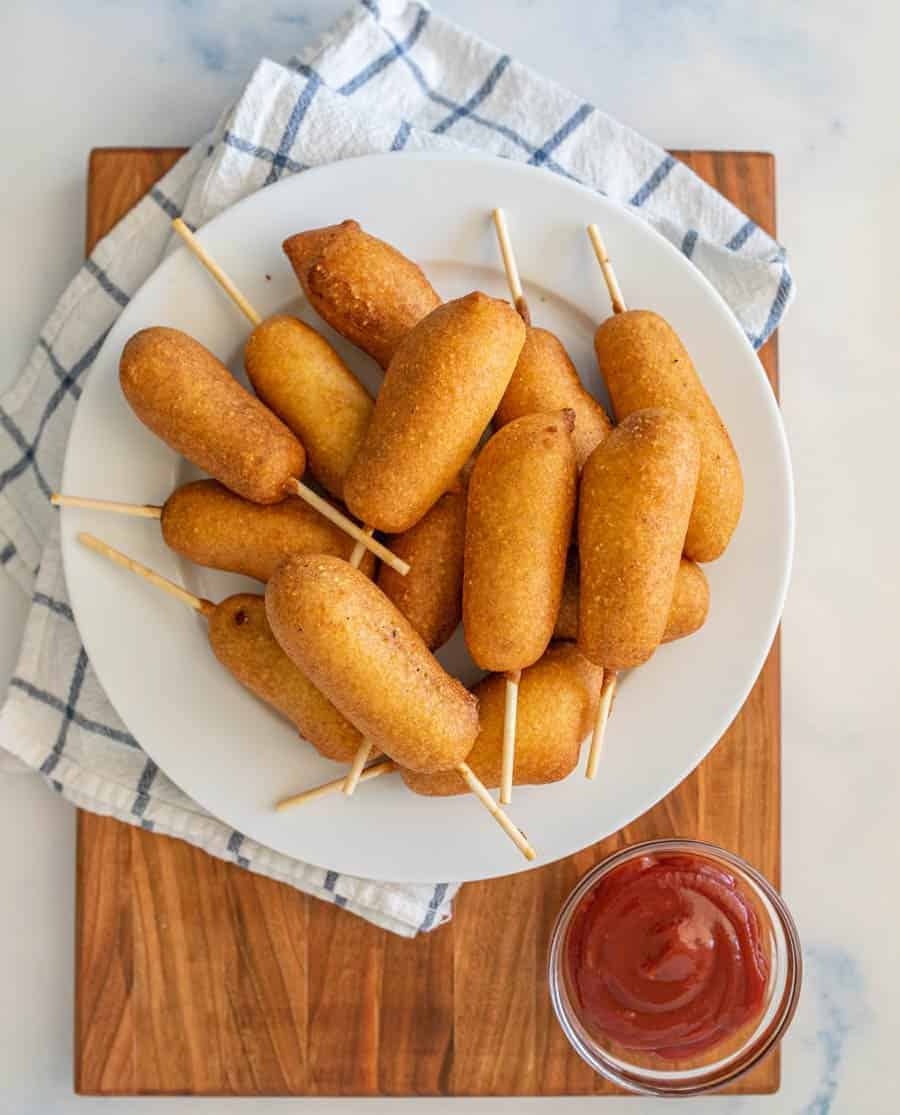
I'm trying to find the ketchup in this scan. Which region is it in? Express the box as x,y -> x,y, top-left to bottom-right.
565,853 -> 769,1060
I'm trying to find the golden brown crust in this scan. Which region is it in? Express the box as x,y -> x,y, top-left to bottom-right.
495,326 -> 612,469
402,644 -> 603,795
594,310 -> 743,562
265,555 -> 479,772
663,559 -> 710,642
577,409 -> 700,669
207,594 -> 364,762
282,220 -> 440,369
553,555 -> 709,645
160,479 -> 375,582
344,292 -> 526,533
120,327 -> 305,504
377,487 -> 467,650
244,315 -> 373,499
463,410 -> 577,672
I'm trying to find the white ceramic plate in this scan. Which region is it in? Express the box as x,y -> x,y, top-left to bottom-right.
60,152 -> 793,884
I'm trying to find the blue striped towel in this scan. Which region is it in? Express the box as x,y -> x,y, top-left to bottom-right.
0,0 -> 793,937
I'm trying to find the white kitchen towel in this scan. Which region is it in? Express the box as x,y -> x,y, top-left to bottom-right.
0,0 -> 793,937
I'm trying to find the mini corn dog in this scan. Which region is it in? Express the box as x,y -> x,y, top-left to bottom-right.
118,326 -> 406,573
207,594 -> 365,762
464,411 -> 577,670
578,409 -> 699,670
78,534 -> 366,763
244,314 -> 374,500
463,409 -> 577,802
266,554 -> 477,773
283,220 -> 441,369
161,480 -> 377,582
553,553 -> 710,645
377,485 -> 467,651
169,221 -> 408,575
578,408 -> 699,781
266,554 -> 534,858
343,483 -> 467,793
344,292 -> 526,533
588,224 -> 743,562
120,327 -> 305,504
53,480 -> 376,582
496,327 -> 612,470
402,644 -> 603,796
491,209 -> 611,469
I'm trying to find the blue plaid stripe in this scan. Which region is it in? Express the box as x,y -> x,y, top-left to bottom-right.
681,228 -> 699,259
0,329 -> 107,498
630,154 -> 677,207
9,677 -> 138,747
264,73 -> 322,187
323,869 -> 347,907
338,4 -> 430,96
727,219 -> 757,251
223,130 -> 306,176
0,540 -> 15,565
529,103 -> 593,166
131,758 -> 158,818
149,186 -> 182,220
227,829 -> 250,869
84,258 -> 130,308
359,20 -> 575,180
38,338 -> 83,401
33,592 -> 74,622
0,409 -> 52,498
432,55 -> 511,135
39,647 -> 89,777
390,120 -> 412,151
419,882 -> 448,931
751,264 -> 793,350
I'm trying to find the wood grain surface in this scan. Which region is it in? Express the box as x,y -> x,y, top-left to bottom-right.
75,146 -> 781,1096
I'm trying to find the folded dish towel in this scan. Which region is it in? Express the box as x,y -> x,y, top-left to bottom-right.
0,0 -> 793,937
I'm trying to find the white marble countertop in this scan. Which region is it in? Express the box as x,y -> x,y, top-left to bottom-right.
1,1 -> 895,1112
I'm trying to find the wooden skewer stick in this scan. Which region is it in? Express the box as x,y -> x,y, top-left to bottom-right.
282,479 -> 409,576
492,207 -> 531,324
500,670 -> 520,805
348,526 -> 375,569
585,670 -> 616,780
78,532 -> 213,616
276,758 -> 398,811
79,529 -> 392,808
341,530 -> 378,796
457,761 -> 535,860
583,221 -> 630,769
586,223 -> 627,316
341,741 -> 374,797
52,493 -> 162,519
491,208 -> 538,805
172,218 -> 262,326
292,755 -> 536,860
172,217 -> 406,577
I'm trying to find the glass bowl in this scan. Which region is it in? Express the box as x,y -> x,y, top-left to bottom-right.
548,838 -> 802,1096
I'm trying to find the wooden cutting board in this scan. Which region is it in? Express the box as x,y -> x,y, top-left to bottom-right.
76,147 -> 781,1097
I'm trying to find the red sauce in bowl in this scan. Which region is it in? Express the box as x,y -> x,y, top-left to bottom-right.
565,852 -> 769,1060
